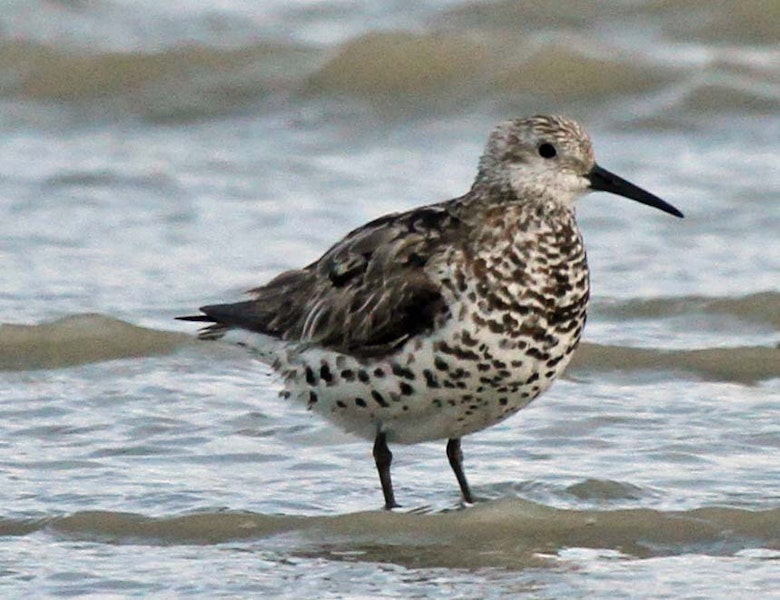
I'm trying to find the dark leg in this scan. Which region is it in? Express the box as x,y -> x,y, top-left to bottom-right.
446,437 -> 474,504
373,431 -> 399,510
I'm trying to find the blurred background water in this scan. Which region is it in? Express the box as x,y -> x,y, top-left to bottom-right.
0,1 -> 778,598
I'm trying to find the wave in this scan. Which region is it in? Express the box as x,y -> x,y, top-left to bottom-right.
442,0 -> 780,44
0,314 -> 190,371
572,342 -> 778,385
2,312 -> 777,383
306,32 -> 676,105
2,498 -> 776,567
595,291 -> 780,329
657,0 -> 780,44
1,25 -> 776,121
0,39 -> 319,121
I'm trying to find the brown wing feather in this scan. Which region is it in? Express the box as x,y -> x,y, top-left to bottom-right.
189,204 -> 462,360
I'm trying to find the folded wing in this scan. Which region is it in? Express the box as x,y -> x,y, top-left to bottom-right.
179,205 -> 461,360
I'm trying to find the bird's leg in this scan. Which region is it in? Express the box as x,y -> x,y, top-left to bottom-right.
446,437 -> 474,504
373,430 -> 399,510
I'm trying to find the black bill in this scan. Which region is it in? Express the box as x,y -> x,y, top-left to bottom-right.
588,164 -> 683,218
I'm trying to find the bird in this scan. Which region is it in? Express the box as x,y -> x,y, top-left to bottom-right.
178,115 -> 683,510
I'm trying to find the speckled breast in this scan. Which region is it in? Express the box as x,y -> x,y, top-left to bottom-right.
416,205 -> 591,436
283,206 -> 590,445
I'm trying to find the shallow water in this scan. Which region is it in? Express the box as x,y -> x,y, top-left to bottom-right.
1,1 -> 778,598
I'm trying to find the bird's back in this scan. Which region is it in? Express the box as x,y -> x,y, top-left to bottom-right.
193,201 -> 464,359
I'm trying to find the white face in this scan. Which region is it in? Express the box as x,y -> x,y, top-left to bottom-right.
506,150 -> 593,211
476,115 -> 597,211
475,115 -> 682,219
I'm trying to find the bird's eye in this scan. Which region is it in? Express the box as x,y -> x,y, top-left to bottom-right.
538,143 -> 557,159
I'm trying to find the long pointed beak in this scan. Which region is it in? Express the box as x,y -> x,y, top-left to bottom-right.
587,164 -> 683,218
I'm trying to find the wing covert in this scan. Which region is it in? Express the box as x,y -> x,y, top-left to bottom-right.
188,205 -> 462,360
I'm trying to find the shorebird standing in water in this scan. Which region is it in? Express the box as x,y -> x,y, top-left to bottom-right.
179,115 -> 682,509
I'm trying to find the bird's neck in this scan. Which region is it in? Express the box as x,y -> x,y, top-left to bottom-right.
455,181 -> 577,227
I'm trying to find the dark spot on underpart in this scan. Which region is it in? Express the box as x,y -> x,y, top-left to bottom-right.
423,369 -> 440,388
355,397 -> 367,407
527,348 -> 549,361
391,364 -> 416,380
434,357 -> 449,371
305,367 -> 317,385
438,342 -> 480,361
320,364 -> 333,383
461,331 -> 479,347
371,390 -> 389,407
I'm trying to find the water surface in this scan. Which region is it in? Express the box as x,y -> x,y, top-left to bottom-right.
1,1 -> 778,597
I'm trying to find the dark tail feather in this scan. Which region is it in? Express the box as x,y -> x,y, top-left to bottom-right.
178,301 -> 262,341
176,313 -> 229,340
176,315 -> 215,322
